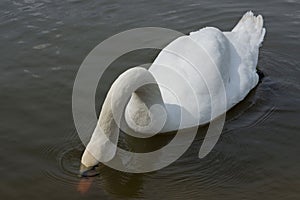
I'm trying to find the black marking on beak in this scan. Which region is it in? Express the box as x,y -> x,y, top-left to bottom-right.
79,164 -> 100,178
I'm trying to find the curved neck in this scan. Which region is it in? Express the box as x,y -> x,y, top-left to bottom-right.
81,67 -> 166,167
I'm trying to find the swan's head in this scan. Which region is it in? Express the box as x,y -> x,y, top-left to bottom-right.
79,150 -> 100,177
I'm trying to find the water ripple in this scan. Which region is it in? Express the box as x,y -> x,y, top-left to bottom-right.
41,132 -> 84,186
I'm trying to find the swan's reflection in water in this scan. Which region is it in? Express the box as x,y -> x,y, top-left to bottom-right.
96,167 -> 144,198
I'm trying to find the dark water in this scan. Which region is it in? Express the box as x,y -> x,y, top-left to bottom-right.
1,0 -> 300,199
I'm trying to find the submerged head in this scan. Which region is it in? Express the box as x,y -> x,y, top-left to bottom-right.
79,150 -> 100,177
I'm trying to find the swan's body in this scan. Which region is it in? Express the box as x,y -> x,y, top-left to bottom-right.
80,11 -> 266,170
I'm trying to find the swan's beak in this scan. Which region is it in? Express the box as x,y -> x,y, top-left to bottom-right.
79,163 -> 100,177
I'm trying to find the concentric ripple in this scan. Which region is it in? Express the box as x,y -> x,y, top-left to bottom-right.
41,132 -> 84,186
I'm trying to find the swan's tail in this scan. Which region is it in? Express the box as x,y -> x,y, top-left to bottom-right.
232,11 -> 266,47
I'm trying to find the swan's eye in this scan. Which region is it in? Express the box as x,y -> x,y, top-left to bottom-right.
79,165 -> 100,177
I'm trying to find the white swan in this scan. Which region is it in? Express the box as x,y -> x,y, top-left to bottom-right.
80,11 -> 266,172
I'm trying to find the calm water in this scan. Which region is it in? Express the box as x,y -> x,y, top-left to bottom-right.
1,0 -> 300,199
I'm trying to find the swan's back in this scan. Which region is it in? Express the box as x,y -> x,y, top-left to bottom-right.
149,27 -> 232,128
148,11 -> 266,132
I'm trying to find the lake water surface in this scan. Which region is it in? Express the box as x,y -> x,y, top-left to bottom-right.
1,0 -> 300,199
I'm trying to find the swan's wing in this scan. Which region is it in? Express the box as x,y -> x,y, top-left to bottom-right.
232,11 -> 266,48
149,27 -> 231,129
149,12 -> 266,131
223,11 -> 266,105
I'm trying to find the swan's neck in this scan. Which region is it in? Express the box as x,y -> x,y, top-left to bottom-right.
81,67 -> 166,168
